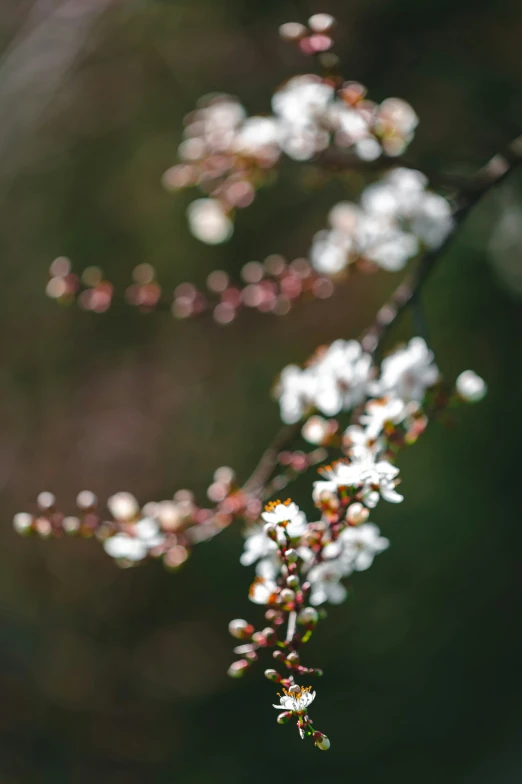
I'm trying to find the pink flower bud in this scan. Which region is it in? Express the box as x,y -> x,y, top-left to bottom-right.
313,731 -> 331,750
227,659 -> 250,678
228,619 -> 254,640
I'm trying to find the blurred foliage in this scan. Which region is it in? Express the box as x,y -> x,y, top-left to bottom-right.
0,0 -> 522,781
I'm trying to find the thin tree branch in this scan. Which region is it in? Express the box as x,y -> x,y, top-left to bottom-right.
242,134 -> 522,497
316,148 -> 469,191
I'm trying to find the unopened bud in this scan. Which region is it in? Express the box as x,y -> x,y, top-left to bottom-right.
262,627 -> 277,645
347,502 -> 369,526
313,731 -> 331,750
288,684 -> 301,695
277,711 -> 292,724
37,491 -> 55,511
13,512 -> 33,535
228,619 -> 254,640
286,651 -> 299,665
279,22 -> 307,41
107,491 -> 139,521
273,650 -> 285,662
456,370 -> 487,402
263,523 -> 277,541
76,490 -> 97,510
297,607 -> 319,626
264,669 -> 281,682
286,574 -> 299,589
285,548 -> 298,563
63,516 -> 80,534
308,13 -> 335,33
227,659 -> 250,678
280,588 -> 295,604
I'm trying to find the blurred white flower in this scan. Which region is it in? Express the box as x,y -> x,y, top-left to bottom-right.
310,169 -> 452,275
369,337 -> 439,402
107,492 -> 139,521
187,199 -> 233,244
276,340 -> 372,423
302,415 -> 331,444
249,577 -> 278,604
307,559 -> 349,605
103,518 -> 165,562
340,523 -> 390,571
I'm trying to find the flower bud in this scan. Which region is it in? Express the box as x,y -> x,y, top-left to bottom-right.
301,415 -> 329,445
262,627 -> 277,645
228,619 -> 254,640
286,574 -> 299,589
313,731 -> 331,750
280,588 -> 295,604
276,711 -> 293,724
456,370 -> 487,402
227,659 -> 250,678
37,491 -> 55,511
285,548 -> 298,563
63,516 -> 80,534
263,523 -> 277,541
264,669 -> 281,682
286,651 -> 299,665
76,490 -> 97,510
279,22 -> 307,41
273,650 -> 285,662
297,607 -> 319,626
107,491 -> 139,521
288,684 -> 301,695
13,512 -> 33,535
308,13 -> 335,33
346,502 -> 369,526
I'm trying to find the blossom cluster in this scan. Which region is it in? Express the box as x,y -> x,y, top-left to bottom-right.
228,333 -> 486,746
13,469 -> 261,569
276,336 -> 439,425
311,168 -> 454,274
164,14 -> 419,246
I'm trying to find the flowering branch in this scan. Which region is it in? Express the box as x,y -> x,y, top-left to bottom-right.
14,10 -> 511,752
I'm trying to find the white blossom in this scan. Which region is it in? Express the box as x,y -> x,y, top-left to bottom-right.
314,448 -> 403,507
306,523 -> 389,604
103,518 -> 165,562
369,337 -> 439,402
261,500 -> 302,526
249,577 -> 278,604
340,523 -> 390,571
307,560 -> 349,605
344,396 -> 407,450
310,169 -> 452,275
272,687 -> 316,712
276,340 -> 372,423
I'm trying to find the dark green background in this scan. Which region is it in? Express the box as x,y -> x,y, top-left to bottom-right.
1,0 -> 522,781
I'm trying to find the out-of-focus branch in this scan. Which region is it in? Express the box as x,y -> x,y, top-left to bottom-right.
316,148 -> 469,191
361,134 -> 522,355
242,134 -> 522,497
